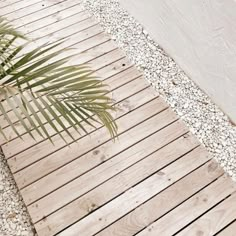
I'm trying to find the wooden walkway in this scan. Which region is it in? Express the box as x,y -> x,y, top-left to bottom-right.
1,1 -> 236,235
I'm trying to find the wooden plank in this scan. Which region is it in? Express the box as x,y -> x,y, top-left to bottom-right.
6,0 -> 73,22
97,160 -> 224,236
26,119 -> 187,221
217,221 -> 236,236
35,134 -> 200,236
0,0 -> 24,9
63,39 -> 117,65
16,18 -> 99,59
57,145 -> 212,236
177,192 -> 236,236
24,119 -> 190,209
0,64 -> 138,145
0,0 -> 43,16
26,17 -> 98,44
18,4 -> 87,33
87,49 -> 126,71
26,33 -> 112,64
22,22 -> 103,64
23,34 -> 115,72
26,107 -> 180,224
137,176 -> 236,236
0,18 -> 100,80
13,92 -> 168,189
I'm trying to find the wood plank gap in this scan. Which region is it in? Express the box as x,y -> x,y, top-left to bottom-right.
34,135 -> 200,235
24,124 -> 191,209
57,146 -> 212,236
1,0 -> 45,16
22,9 -> 88,35
215,219 -> 236,236
0,0 -> 24,9
7,0 -> 70,22
97,162 -> 224,236
16,3 -> 84,30
136,176 -> 236,236
14,93 -> 168,188
176,192 -> 236,236
28,120 -> 189,225
6,18 -> 99,64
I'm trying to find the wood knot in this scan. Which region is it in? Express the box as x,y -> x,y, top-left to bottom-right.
88,203 -> 97,213
93,150 -> 100,155
157,171 -> 165,176
203,198 -> 208,203
207,162 -> 218,173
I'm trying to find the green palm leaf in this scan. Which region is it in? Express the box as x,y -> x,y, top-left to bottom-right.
0,16 -> 118,143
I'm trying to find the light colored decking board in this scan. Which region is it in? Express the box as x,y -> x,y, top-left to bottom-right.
1,1 -> 236,236
0,0 -> 43,14
217,221 -> 236,236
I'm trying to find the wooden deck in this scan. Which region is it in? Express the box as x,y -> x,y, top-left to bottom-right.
1,1 -> 236,235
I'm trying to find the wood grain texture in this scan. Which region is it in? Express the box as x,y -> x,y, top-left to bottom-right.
0,0 -> 43,15
1,1 -> 236,236
35,133 -> 199,236
58,146 -> 211,236
177,192 -> 236,236
29,120 -> 188,224
27,106 -> 179,223
137,175 -> 236,236
97,160 -> 224,236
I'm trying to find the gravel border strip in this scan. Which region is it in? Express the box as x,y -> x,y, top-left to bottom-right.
81,0 -> 236,180
0,151 -> 35,236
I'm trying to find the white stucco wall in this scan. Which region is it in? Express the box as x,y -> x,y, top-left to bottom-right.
120,0 -> 236,123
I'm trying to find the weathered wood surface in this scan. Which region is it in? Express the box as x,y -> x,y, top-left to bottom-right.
1,1 -> 236,235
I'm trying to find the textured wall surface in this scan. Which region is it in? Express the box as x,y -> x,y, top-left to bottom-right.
120,0 -> 236,123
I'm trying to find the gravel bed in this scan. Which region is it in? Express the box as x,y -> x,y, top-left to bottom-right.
81,0 -> 236,180
0,151 -> 35,236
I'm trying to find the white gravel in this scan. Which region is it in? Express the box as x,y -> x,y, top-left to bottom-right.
0,151 -> 36,236
81,0 -> 236,180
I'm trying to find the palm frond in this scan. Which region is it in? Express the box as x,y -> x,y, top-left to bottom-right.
0,16 -> 117,143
